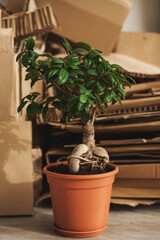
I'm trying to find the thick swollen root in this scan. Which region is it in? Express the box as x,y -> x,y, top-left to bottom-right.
68,144 -> 89,173
68,145 -> 109,174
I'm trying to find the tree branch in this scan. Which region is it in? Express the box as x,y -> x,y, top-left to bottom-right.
91,106 -> 98,125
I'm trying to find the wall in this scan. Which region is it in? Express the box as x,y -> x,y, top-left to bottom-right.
123,0 -> 160,32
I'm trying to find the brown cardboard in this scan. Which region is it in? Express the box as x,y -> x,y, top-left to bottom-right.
111,198 -> 159,207
114,32 -> 160,67
116,164 -> 160,179
36,0 -> 132,55
0,29 -> 19,121
47,121 -> 160,134
6,0 -> 26,13
106,52 -> 160,74
0,121 -> 33,215
114,179 -> 160,189
112,164 -> 160,199
112,187 -> 160,198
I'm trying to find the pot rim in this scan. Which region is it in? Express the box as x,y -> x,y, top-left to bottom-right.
43,161 -> 119,180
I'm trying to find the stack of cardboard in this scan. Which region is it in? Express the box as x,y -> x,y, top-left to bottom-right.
41,32 -> 160,207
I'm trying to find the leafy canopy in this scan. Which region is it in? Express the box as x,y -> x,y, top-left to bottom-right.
17,37 -> 134,123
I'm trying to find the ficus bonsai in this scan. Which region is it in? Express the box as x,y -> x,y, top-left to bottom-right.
17,37 -> 134,174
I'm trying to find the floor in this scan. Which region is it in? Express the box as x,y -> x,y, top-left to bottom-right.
0,204 -> 160,240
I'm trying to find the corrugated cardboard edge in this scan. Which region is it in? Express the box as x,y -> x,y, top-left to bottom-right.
111,198 -> 160,207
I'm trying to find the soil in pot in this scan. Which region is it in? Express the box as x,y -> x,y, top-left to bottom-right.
48,162 -> 114,175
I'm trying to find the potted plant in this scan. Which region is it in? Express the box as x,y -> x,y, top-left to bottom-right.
17,37 -> 134,237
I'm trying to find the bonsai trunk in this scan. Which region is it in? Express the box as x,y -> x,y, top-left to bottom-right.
82,120 -> 95,150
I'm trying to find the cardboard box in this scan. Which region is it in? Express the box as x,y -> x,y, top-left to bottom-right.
114,32 -> 160,67
0,121 -> 33,215
36,0 -> 132,55
112,163 -> 160,198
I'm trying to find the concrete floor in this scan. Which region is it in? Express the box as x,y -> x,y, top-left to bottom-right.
0,204 -> 160,240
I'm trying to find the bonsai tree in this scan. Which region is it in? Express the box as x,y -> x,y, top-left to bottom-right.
17,37 -> 134,174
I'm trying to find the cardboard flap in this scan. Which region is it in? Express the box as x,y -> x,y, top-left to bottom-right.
36,0 -> 132,54
62,0 -> 132,26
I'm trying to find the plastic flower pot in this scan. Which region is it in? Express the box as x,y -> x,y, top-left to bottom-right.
43,161 -> 118,238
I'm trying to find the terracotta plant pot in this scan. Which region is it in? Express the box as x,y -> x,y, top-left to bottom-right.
43,161 -> 118,238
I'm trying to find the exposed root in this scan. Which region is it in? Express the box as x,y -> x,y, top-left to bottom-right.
68,144 -> 109,174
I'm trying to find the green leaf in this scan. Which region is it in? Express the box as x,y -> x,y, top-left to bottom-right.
84,58 -> 91,68
88,98 -> 93,105
104,94 -> 112,102
123,78 -> 131,87
97,81 -> 105,92
111,64 -> 125,71
57,69 -> 69,85
126,75 -> 136,84
95,49 -> 102,53
46,96 -> 57,103
99,56 -> 110,70
87,92 -> 96,99
26,37 -> 35,50
78,101 -> 84,111
17,101 -> 28,112
29,50 -> 38,62
67,96 -> 78,110
74,48 -> 88,53
111,90 -> 117,98
108,73 -> 116,84
69,72 -> 78,79
27,102 -> 41,118
86,80 -> 95,88
25,73 -> 31,80
79,85 -> 87,94
118,88 -> 126,99
62,38 -> 73,53
64,54 -> 79,60
52,101 -> 64,110
87,69 -> 98,76
77,78 -> 85,82
116,96 -> 123,108
22,53 -> 29,67
31,78 -> 38,88
81,110 -> 89,124
78,41 -> 92,51
16,51 -> 25,62
52,58 -> 64,64
39,53 -> 52,59
23,92 -> 40,101
94,93 -> 101,102
48,69 -> 59,78
80,94 -> 88,103
85,104 -> 90,114
66,59 -> 81,69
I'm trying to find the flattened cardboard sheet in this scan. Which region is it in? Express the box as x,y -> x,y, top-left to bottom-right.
111,198 -> 159,207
